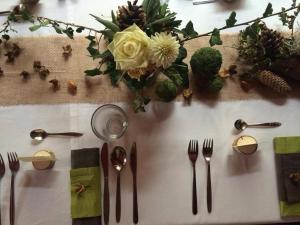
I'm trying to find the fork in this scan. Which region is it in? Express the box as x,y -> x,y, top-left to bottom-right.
7,152 -> 20,225
188,140 -> 198,215
202,139 -> 213,213
0,154 -> 5,225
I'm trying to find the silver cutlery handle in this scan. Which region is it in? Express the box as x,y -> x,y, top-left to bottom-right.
116,173 -> 121,223
207,162 -> 212,213
10,174 -> 15,225
133,175 -> 138,224
103,177 -> 109,225
47,132 -> 83,137
0,183 -> 1,225
192,165 -> 198,214
248,122 -> 281,128
193,0 -> 217,5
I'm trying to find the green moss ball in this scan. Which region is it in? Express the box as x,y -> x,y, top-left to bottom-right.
207,76 -> 224,93
190,47 -> 222,79
155,80 -> 177,102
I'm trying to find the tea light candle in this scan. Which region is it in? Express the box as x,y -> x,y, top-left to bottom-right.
32,150 -> 56,170
232,135 -> 258,155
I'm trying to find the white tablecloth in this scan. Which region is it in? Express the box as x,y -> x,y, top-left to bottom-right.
0,0 -> 299,36
1,1 -> 300,224
0,99 -> 299,225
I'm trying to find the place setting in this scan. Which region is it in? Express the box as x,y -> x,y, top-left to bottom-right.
0,0 -> 300,224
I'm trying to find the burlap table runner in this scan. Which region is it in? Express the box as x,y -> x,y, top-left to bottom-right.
0,34 -> 299,106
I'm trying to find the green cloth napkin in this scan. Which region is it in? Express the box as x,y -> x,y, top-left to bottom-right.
274,136 -> 300,217
70,167 -> 101,219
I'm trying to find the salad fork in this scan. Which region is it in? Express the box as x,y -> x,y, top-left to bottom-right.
7,152 -> 20,225
188,140 -> 198,215
0,154 -> 5,225
202,139 -> 213,213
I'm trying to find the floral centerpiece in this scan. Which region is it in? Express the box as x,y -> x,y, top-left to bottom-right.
1,0 -> 300,112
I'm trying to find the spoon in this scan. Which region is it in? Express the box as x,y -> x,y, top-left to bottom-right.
30,129 -> 83,141
234,119 -> 281,131
111,146 -> 127,223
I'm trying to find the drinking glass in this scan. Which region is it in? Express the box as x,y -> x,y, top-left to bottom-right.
91,104 -> 128,141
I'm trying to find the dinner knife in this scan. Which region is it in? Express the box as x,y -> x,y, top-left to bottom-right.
101,143 -> 109,225
130,142 -> 138,224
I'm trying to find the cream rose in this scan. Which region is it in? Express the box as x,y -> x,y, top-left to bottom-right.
107,24 -> 151,71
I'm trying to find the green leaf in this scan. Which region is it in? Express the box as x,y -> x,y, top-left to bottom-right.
87,46 -> 101,59
76,27 -> 85,33
148,13 -> 176,25
100,29 -> 115,42
29,24 -> 42,32
181,21 -> 198,38
52,25 -> 63,34
263,3 -> 273,17
172,62 -> 189,88
243,22 -> 260,39
90,14 -> 120,33
143,0 -> 160,23
133,94 -> 151,113
2,34 -> 10,41
163,68 -> 183,87
209,28 -> 222,46
104,60 -> 121,86
63,27 -> 74,39
175,46 -> 187,63
226,11 -> 237,27
111,10 -> 117,25
85,68 -> 102,76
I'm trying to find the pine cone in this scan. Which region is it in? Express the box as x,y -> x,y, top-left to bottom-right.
260,25 -> 284,58
117,0 -> 145,30
257,70 -> 291,94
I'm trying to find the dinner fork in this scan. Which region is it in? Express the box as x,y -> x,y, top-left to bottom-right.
0,154 -> 5,225
8,152 -> 20,225
202,139 -> 213,213
188,140 -> 198,215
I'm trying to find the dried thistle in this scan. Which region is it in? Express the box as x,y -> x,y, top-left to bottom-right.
33,61 -> 42,72
39,66 -> 50,79
5,43 -> 22,63
62,44 -> 72,59
20,70 -> 30,80
68,80 -> 77,95
0,67 -> 3,76
49,79 -> 60,91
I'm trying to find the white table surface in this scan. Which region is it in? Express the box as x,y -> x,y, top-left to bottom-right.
0,0 -> 299,36
0,100 -> 299,225
0,0 -> 300,224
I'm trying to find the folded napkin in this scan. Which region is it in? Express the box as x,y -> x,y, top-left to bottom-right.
274,136 -> 300,217
71,148 -> 101,225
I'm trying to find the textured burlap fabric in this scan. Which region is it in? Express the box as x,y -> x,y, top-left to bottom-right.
0,34 -> 299,106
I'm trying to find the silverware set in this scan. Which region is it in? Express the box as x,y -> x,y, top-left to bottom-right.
0,153 -> 20,225
101,142 -> 138,224
188,139 -> 214,214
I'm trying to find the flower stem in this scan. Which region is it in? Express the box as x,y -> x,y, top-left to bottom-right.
181,4 -> 300,43
36,16 -> 101,34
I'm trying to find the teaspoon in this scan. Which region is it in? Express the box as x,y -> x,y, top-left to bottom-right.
30,129 -> 83,141
111,146 -> 127,223
234,119 -> 281,131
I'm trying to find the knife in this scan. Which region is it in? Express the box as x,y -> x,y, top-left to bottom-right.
130,142 -> 138,224
101,143 -> 109,225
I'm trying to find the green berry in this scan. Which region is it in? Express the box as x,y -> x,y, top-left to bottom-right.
155,80 -> 177,102
190,47 -> 222,79
207,76 -> 224,93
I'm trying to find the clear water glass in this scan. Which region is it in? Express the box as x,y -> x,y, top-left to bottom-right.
91,104 -> 128,141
